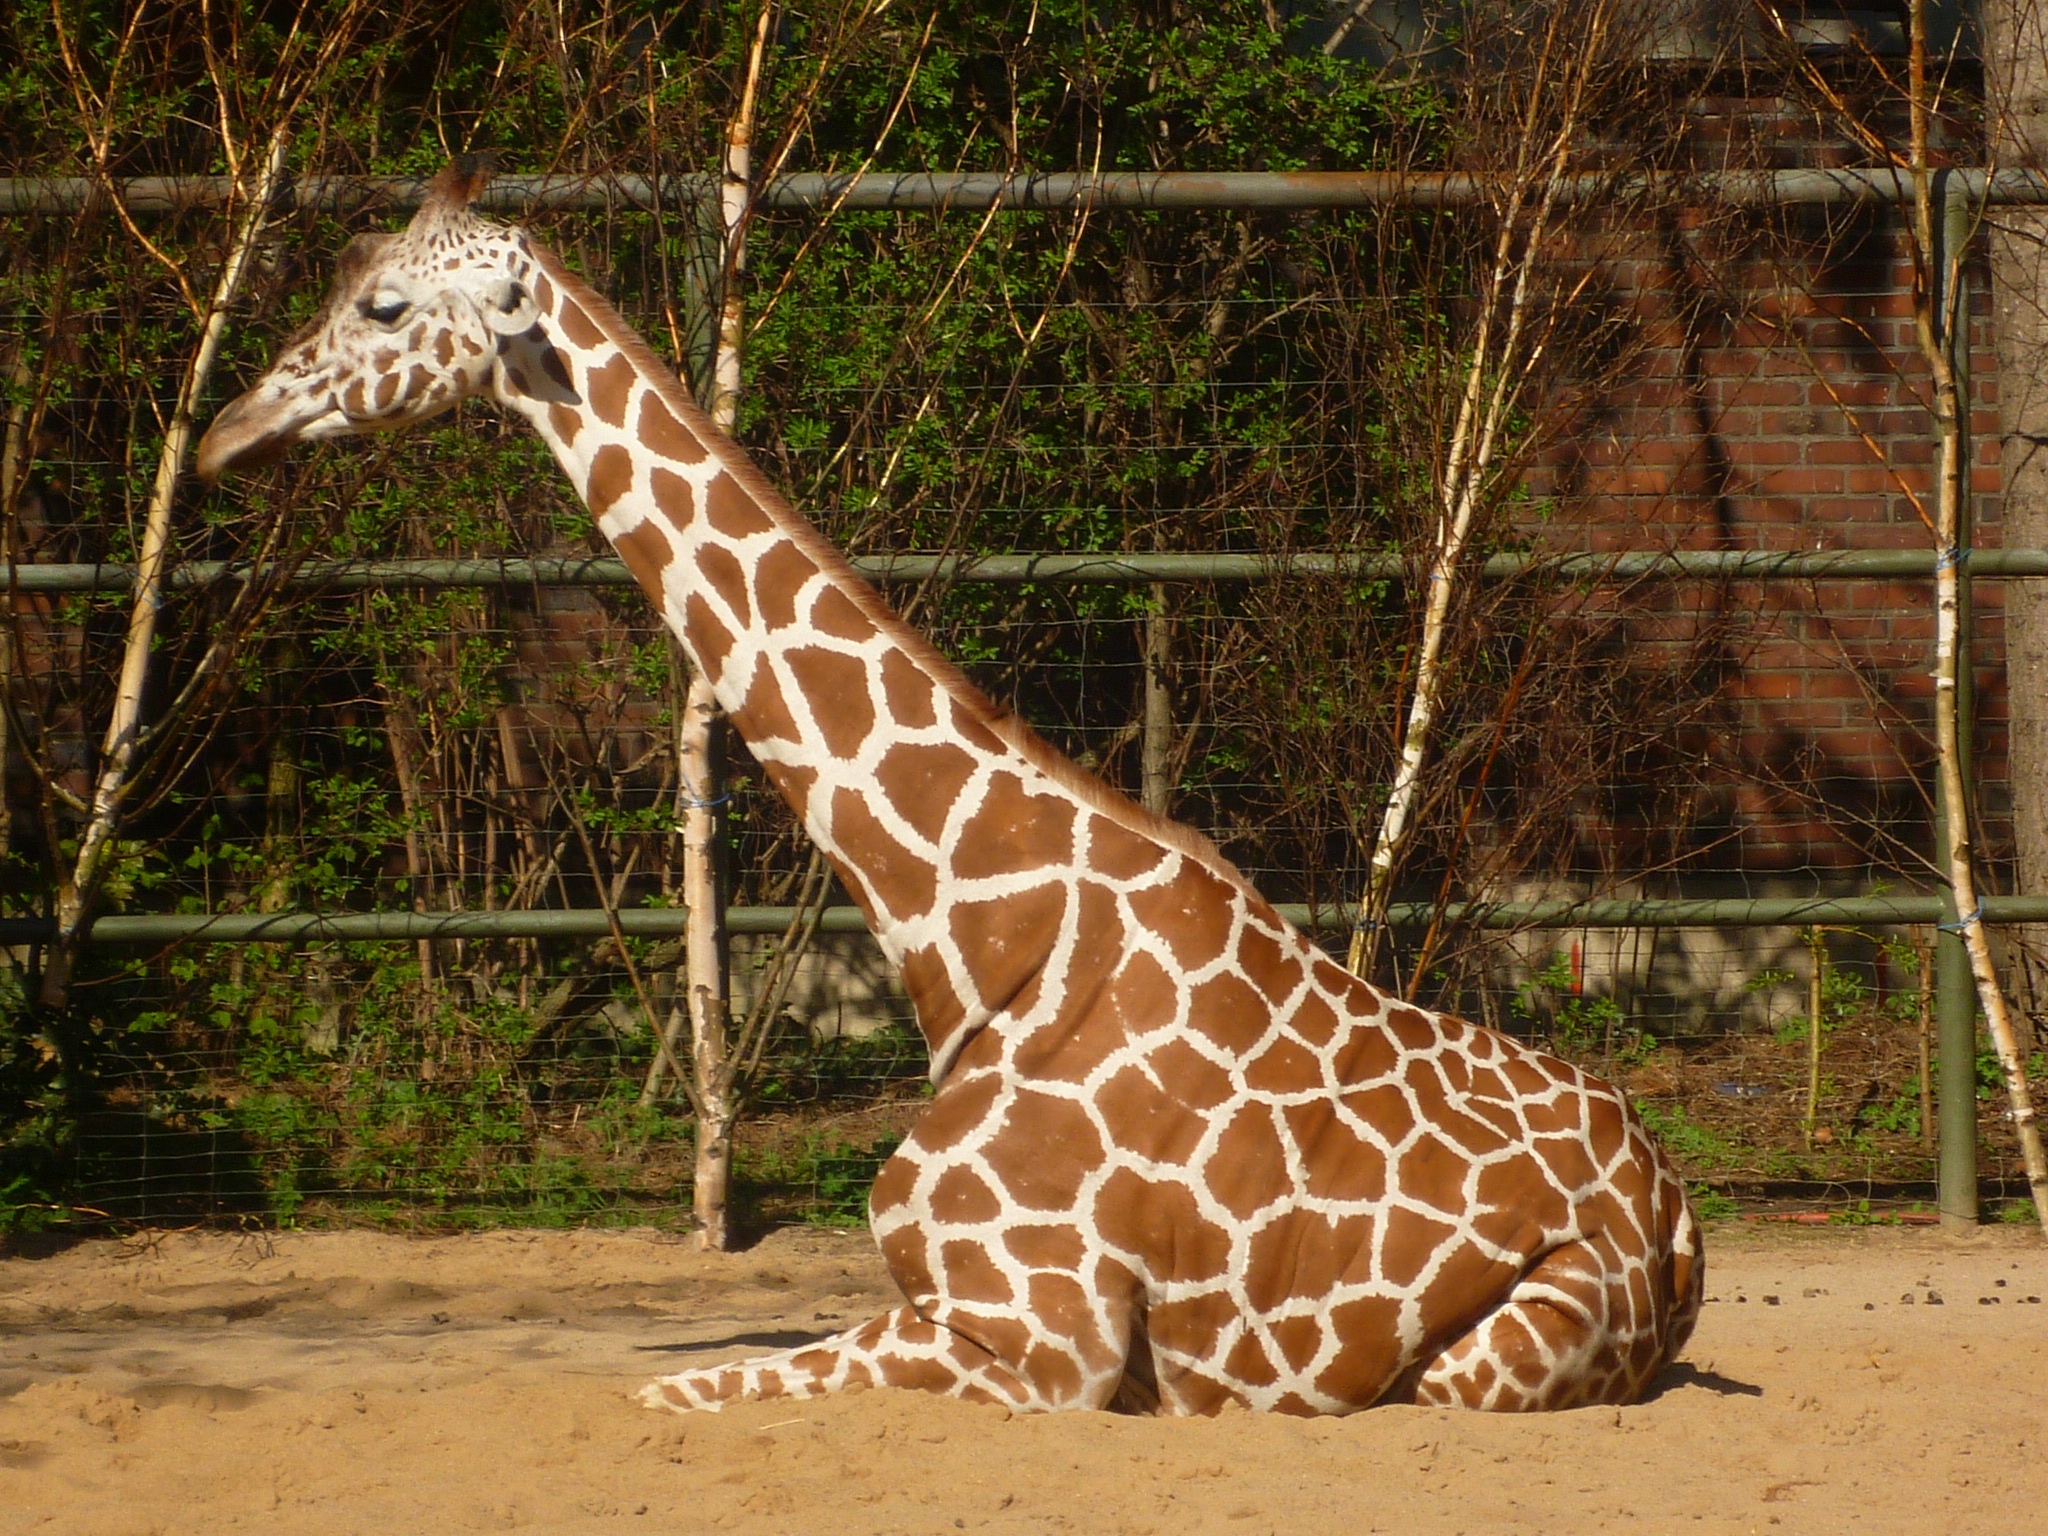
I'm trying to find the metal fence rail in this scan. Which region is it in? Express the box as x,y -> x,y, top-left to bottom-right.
6,166 -> 2048,215
12,546 -> 2048,593
1,894 -> 2042,948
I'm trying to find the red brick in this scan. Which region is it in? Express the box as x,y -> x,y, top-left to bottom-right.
1757,468 -> 1845,494
1809,437 -> 1893,466
1735,438 -> 1803,465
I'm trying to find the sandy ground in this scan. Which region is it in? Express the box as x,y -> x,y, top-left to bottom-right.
1,1220 -> 2043,1536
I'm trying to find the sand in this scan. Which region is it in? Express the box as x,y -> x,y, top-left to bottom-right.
2,1220 -> 2043,1535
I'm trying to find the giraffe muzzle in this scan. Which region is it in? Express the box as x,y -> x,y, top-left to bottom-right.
194,386 -> 333,484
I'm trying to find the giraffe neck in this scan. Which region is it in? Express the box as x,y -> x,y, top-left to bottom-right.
496,241 -> 1252,1079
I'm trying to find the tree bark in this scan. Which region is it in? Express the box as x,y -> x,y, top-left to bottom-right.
678,4 -> 772,1250
680,674 -> 734,1249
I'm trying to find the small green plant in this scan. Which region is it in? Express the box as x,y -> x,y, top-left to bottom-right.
1514,952 -> 1641,1059
1868,1079 -> 1924,1139
811,1137 -> 902,1228
1996,1198 -> 2039,1226
740,1132 -> 903,1228
1636,1102 -> 1742,1173
1688,1184 -> 1739,1220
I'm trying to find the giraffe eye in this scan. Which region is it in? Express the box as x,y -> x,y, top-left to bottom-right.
361,295 -> 410,326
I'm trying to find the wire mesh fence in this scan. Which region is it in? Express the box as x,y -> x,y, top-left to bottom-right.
6,135 -> 2044,1227
7,555 -> 2039,1227
39,911 -> 2040,1229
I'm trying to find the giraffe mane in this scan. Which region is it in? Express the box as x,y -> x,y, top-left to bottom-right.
520,235 -> 1264,906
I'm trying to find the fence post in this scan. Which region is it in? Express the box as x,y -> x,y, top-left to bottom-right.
1935,170 -> 1979,1230
1141,582 -> 1173,814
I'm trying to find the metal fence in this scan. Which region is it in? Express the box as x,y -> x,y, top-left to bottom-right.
4,168 -> 2042,1228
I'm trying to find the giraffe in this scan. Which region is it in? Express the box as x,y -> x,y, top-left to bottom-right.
197,158 -> 1703,1417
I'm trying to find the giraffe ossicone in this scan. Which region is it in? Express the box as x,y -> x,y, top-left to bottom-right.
198,158 -> 1703,1417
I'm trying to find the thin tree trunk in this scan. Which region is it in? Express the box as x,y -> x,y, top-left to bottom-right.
1347,14 -> 1599,980
680,672 -> 734,1248
1803,928 -> 1827,1148
679,4 -> 772,1250
383,685 -> 437,996
39,127 -> 290,1010
1911,0 -> 2048,1235
258,638 -> 301,914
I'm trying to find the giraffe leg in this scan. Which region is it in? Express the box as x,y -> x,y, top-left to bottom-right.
639,1304 -> 1053,1414
1399,1234 -> 1662,1412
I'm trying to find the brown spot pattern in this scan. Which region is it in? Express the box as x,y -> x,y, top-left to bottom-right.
639,391 -> 707,464
930,1166 -> 1003,1224
1096,1065 -> 1204,1164
649,466 -> 695,530
705,471 -> 774,538
952,772 -> 1076,881
896,945 -> 967,1061
940,1241 -> 1014,1305
1004,1224 -> 1085,1271
612,521 -> 674,604
1145,1037 -> 1234,1111
584,444 -> 635,516
781,647 -> 874,760
827,787 -> 937,921
556,297 -> 602,348
1209,1104 -> 1291,1220
257,204 -> 1702,1425
1237,927 -> 1305,1005
733,665 -> 800,743
1127,870 -> 1235,972
949,884 -> 1063,1013
587,353 -> 635,427
754,541 -> 820,630
1183,972 -> 1268,1056
1243,1035 -> 1321,1095
1084,818 -> 1167,880
696,544 -> 752,627
982,1090 -> 1102,1212
682,593 -> 734,672
1094,1170 -> 1230,1283
878,651 -> 937,727
874,742 -> 978,844
811,585 -> 878,642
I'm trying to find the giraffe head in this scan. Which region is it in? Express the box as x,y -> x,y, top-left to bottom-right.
196,156 -> 544,482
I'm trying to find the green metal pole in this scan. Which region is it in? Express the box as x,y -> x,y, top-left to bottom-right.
31,892 -> 2048,946
1936,171 -> 1979,1229
22,548 -> 2048,593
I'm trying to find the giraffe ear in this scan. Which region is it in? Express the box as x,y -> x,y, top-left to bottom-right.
424,153 -> 498,216
475,276 -> 540,335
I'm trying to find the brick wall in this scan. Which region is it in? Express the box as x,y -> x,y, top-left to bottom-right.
1523,85 -> 2005,890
